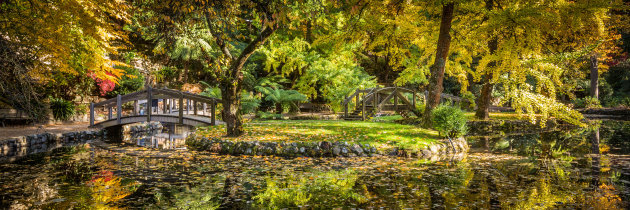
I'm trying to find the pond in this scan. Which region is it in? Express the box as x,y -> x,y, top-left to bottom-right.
1,120 -> 629,209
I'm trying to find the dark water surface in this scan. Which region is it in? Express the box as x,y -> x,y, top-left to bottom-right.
1,120 -> 629,209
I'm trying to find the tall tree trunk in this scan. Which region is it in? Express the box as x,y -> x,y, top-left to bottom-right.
221,80 -> 243,137
423,3 -> 455,127
475,0 -> 498,120
590,53 -> 599,99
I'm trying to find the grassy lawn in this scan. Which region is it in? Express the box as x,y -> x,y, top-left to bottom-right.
465,112 -> 527,121
195,120 -> 440,150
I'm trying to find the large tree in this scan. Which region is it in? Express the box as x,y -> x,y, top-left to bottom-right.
138,0 -> 292,136
423,2 -> 456,126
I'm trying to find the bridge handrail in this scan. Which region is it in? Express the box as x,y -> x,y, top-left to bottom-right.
342,88 -> 378,106
93,88 -> 221,107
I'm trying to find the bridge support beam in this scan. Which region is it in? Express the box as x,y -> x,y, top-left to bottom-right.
362,93 -> 366,121
394,90 -> 398,111
117,94 -> 122,124
147,86 -> 152,122
412,91 -> 416,107
179,94 -> 184,124
193,100 -> 197,115
211,100 -> 216,125
133,100 -> 138,115
90,103 -> 94,126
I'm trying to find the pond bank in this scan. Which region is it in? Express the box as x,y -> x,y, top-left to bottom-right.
186,135 -> 468,160
0,130 -> 104,163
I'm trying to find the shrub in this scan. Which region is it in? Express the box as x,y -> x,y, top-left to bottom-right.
49,97 -> 76,121
75,104 -> 89,115
256,111 -> 283,120
603,96 -> 630,108
572,96 -> 602,109
258,87 -> 308,114
461,92 -> 476,111
431,104 -> 468,138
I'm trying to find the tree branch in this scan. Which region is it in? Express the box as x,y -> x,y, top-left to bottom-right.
204,10 -> 233,60
229,24 -> 276,76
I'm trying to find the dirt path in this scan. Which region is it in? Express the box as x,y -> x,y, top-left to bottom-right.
0,122 -> 96,140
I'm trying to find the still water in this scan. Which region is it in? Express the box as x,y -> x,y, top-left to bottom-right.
0,120 -> 629,209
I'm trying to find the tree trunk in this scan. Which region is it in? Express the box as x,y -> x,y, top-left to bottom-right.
221,81 -> 244,137
475,0 -> 498,120
423,3 -> 455,127
590,53 -> 599,99
476,76 -> 494,120
275,103 -> 282,115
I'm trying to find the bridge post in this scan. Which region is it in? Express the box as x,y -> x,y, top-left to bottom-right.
355,91 -> 360,109
362,93 -> 366,121
394,90 -> 398,111
203,103 -> 207,115
373,92 -> 377,108
211,100 -> 216,125
344,99 -> 348,118
179,93 -> 184,124
412,91 -> 416,107
133,100 -> 138,115
147,86 -> 152,122
117,94 -> 122,124
90,102 -> 94,126
193,100 -> 198,115
108,107 -> 112,120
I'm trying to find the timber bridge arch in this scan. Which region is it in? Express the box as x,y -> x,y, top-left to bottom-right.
89,87 -> 221,129
342,87 -> 462,120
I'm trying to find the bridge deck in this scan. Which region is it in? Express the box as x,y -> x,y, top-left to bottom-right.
91,113 -> 224,129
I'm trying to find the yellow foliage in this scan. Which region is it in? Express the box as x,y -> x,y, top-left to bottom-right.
0,0 -> 130,83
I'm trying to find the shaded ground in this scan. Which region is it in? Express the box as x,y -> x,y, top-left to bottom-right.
195,120 -> 440,150
0,122 -> 95,140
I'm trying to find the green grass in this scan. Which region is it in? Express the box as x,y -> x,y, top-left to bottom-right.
464,112 -> 528,121
370,115 -> 403,123
195,120 -> 440,150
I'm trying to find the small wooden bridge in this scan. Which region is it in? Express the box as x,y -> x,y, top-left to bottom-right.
342,87 -> 462,120
89,87 -> 221,129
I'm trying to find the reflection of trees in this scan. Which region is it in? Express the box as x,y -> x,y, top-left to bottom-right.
253,169 -> 366,209
146,176 -> 224,210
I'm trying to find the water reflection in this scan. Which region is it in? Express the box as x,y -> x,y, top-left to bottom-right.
0,120 -> 628,209
117,124 -> 191,149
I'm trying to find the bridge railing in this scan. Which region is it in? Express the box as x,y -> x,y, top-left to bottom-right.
89,87 -> 221,127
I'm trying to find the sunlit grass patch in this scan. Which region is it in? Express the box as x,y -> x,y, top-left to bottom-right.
195,120 -> 440,150
465,112 -> 530,121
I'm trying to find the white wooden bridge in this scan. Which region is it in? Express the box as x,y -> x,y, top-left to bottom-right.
89,87 -> 221,129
